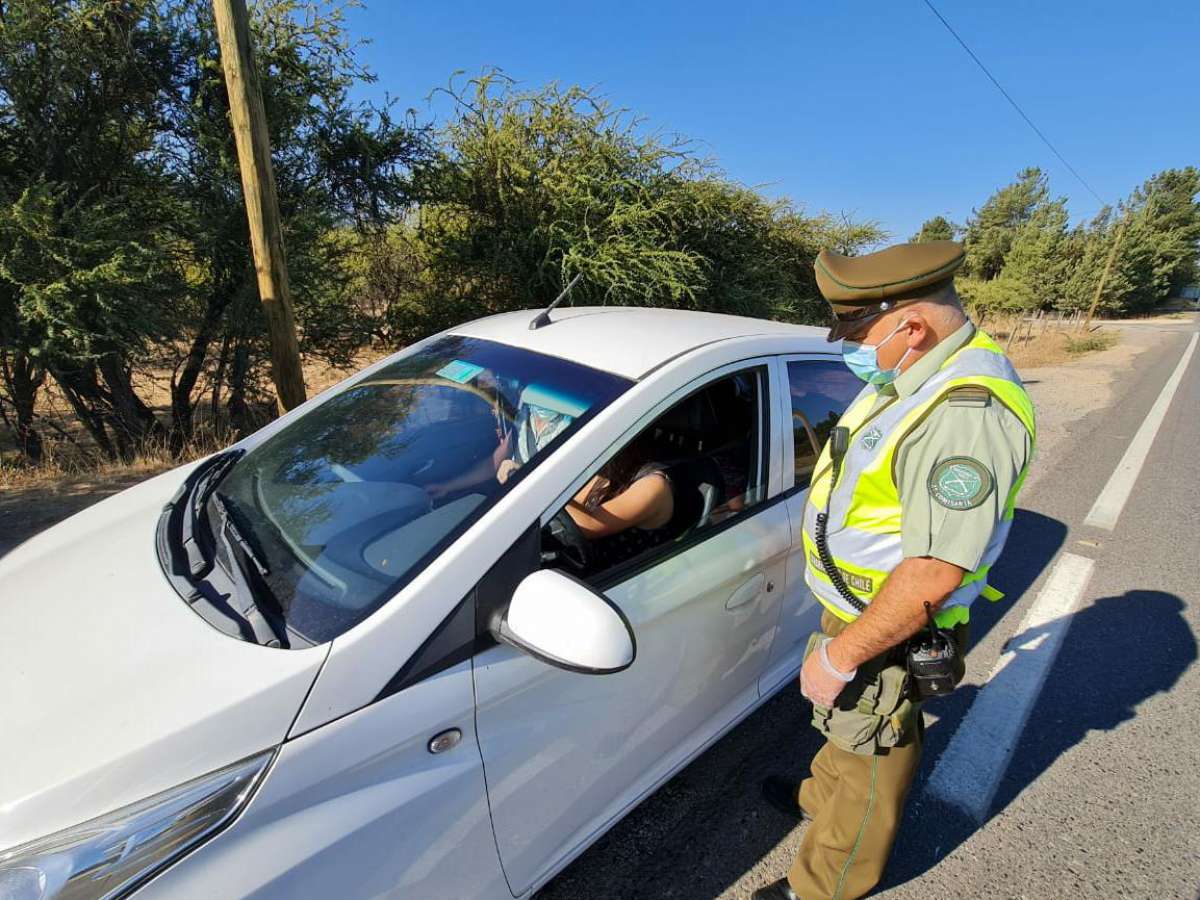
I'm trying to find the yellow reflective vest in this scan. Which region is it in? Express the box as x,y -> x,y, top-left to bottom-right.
801,330 -> 1036,628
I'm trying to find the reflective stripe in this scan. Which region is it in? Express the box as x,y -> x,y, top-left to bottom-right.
933,605 -> 970,628
802,329 -> 1036,623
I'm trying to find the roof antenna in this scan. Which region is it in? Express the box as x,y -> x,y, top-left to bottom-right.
529,273 -> 583,330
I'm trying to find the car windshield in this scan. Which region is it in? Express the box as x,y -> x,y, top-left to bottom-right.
209,335 -> 630,643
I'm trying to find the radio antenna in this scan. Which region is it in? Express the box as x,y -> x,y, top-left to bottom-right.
529,273 -> 583,330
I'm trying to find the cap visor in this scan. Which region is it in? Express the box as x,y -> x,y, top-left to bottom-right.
826,314 -> 878,343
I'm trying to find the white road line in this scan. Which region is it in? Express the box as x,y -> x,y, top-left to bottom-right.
924,551 -> 1096,823
1084,331 -> 1199,530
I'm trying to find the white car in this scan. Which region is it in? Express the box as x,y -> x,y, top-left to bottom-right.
0,307 -> 863,900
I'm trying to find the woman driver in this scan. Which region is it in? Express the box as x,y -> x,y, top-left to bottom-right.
564,433 -> 674,540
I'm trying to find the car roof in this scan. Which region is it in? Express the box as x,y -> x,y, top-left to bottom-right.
450,306 -> 830,380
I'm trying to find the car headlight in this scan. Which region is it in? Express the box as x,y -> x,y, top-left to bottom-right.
0,750 -> 273,900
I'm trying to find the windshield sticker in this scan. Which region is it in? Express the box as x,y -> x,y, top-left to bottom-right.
437,359 -> 485,384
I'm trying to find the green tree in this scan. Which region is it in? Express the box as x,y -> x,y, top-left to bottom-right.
1059,169 -> 1200,316
0,0 -> 185,460
911,215 -> 958,243
956,275 -> 1036,314
406,73 -> 881,338
1000,196 -> 1071,308
1114,168 -> 1200,312
963,168 -> 1051,280
158,0 -> 425,446
1059,208 -> 1121,313
0,0 -> 426,463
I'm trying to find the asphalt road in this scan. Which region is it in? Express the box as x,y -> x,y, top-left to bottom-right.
537,315 -> 1200,900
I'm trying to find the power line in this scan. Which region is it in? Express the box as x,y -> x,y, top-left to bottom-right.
920,0 -> 1107,207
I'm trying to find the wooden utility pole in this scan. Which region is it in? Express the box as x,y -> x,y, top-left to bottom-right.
1082,184 -> 1157,332
213,0 -> 306,412
1081,214 -> 1128,332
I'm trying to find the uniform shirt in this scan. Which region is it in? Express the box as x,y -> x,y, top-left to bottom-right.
867,321 -> 1033,572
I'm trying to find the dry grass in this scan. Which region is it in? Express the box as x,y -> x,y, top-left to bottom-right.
1009,332 -> 1083,367
981,313 -> 1117,369
0,351 -> 391,551
0,450 -> 181,553
0,350 -> 387,493
0,431 -> 216,490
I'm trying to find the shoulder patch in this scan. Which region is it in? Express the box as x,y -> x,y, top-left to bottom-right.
928,456 -> 994,510
947,386 -> 991,407
860,426 -> 884,451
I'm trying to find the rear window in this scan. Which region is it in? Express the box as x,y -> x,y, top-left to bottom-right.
787,359 -> 863,488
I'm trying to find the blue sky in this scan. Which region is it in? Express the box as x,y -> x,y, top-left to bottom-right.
344,0 -> 1198,242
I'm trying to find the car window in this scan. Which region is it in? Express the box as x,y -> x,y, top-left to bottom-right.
542,366 -> 768,584
209,335 -> 630,643
787,359 -> 863,488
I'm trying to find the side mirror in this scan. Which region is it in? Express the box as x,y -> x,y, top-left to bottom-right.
494,569 -> 636,675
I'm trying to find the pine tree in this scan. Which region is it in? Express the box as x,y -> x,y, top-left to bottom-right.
911,215 -> 958,243
964,168 -> 1051,280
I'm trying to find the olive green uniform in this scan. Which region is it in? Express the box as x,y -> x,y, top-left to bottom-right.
787,321 -> 1032,899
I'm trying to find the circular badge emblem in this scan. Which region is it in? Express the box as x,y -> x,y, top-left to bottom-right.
928,457 -> 994,510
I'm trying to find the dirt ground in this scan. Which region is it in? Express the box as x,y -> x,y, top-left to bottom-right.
0,462 -> 168,557
1017,324 -> 1156,493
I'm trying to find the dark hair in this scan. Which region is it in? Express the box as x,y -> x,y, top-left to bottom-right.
584,431 -> 657,509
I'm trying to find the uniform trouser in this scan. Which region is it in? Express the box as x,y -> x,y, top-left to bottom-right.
786,610 -> 967,900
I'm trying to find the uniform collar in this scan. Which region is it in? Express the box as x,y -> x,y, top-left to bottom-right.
878,319 -> 976,400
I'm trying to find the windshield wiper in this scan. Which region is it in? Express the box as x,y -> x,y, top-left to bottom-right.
210,492 -> 269,577
178,449 -> 245,577
209,492 -> 291,648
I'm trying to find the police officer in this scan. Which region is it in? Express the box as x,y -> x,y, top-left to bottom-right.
752,240 -> 1035,900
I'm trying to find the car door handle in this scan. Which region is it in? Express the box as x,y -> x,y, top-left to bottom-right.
726,573 -> 766,611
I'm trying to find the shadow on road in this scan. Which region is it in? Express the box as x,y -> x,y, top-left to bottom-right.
958,508 -> 1069,652
882,588 -> 1196,892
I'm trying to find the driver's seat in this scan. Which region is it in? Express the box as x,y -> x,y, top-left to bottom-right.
696,482 -> 717,529
663,456 -> 725,539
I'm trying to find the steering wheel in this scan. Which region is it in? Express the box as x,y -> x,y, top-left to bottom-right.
545,508 -> 594,574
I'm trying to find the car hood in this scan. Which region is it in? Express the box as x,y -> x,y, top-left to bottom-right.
0,465 -> 329,850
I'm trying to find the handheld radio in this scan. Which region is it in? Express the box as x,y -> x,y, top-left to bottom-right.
905,602 -> 965,700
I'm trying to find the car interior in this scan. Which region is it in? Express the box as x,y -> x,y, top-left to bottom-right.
543,369 -> 764,581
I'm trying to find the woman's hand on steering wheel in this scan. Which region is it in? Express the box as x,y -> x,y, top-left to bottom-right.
546,507 -> 593,574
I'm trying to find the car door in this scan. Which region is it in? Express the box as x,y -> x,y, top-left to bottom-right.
471,360 -> 789,896
759,354 -> 865,695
